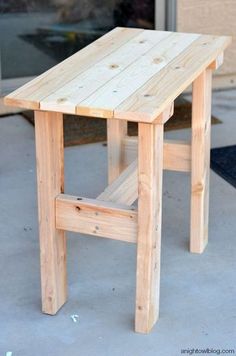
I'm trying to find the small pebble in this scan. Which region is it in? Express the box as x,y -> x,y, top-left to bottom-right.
71,314 -> 79,323
23,226 -> 32,232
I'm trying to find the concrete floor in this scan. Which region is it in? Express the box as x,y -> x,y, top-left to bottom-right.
0,90 -> 236,355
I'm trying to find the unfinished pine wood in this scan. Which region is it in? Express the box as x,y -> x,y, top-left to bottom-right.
208,53 -> 224,70
41,30 -> 171,115
98,159 -> 137,205
122,136 -> 191,172
115,35 -> 230,122
56,194 -> 137,243
4,29 -> 230,122
99,134 -> 191,210
4,27 -> 143,110
190,69 -> 212,253
153,103 -> 174,124
34,111 -> 67,315
135,123 -> 164,334
164,140 -> 191,172
0,97 -> 23,116
107,119 -> 127,184
77,32 -> 197,118
99,136 -> 191,209
121,136 -> 138,168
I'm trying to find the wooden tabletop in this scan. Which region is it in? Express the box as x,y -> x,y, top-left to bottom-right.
5,27 -> 230,123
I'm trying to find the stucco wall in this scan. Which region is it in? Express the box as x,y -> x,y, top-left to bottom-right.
177,0 -> 236,84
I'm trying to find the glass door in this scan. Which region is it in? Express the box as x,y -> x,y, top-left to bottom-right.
0,0 -> 155,80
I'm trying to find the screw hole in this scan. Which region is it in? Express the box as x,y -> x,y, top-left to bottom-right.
109,64 -> 119,69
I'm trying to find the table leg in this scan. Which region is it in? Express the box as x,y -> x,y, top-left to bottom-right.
190,69 -> 212,253
107,119 -> 127,183
135,122 -> 164,333
34,111 -> 67,314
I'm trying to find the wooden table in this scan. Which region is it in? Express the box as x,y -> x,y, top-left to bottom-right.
5,27 -> 231,333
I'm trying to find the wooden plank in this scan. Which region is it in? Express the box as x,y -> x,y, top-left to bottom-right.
121,136 -> 138,168
4,27 -> 143,110
4,28 -> 230,121
164,140 -> 191,172
122,136 -> 191,172
190,69 -> 212,253
97,159 -> 138,206
153,103 -> 174,124
107,119 -> 127,184
115,35 -> 231,122
56,194 -> 137,244
40,31 -> 171,114
0,97 -> 23,116
99,136 -> 191,208
135,122 -> 164,333
34,111 -> 67,315
0,77 -> 34,115
208,53 -> 224,70
77,32 -> 198,118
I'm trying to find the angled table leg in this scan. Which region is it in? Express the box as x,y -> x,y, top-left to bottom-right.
190,69 -> 212,253
135,122 -> 164,333
34,111 -> 67,314
107,119 -> 127,184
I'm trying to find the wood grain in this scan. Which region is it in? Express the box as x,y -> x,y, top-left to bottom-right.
107,119 -> 127,184
122,136 -> 191,172
77,32 -> 197,118
34,111 -> 67,315
115,35 -> 230,122
56,194 -> 137,243
135,123 -> 164,333
4,27 -> 142,110
97,159 -> 138,205
41,30 -> 171,114
190,69 -> 212,253
5,28 -> 230,122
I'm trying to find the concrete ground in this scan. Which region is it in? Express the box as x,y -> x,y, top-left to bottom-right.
0,90 -> 236,356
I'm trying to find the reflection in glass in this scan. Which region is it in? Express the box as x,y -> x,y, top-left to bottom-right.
0,0 -> 154,79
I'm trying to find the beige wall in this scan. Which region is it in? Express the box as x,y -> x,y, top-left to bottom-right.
177,0 -> 236,87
